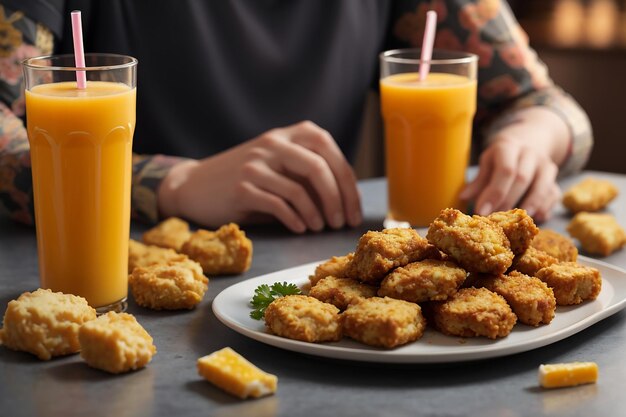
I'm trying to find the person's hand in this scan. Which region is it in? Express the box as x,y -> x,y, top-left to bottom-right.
158,121 -> 362,233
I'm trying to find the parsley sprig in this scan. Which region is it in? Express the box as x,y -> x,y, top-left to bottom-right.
250,281 -> 302,320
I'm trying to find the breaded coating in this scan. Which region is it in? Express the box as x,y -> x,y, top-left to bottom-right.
531,229 -> 578,262
128,239 -> 189,273
129,259 -> 208,310
181,223 -> 253,275
562,178 -> 618,213
264,295 -> 342,343
431,287 -> 517,339
474,271 -> 556,326
342,297 -> 426,348
309,253 -> 354,286
0,289 -> 96,360
536,262 -> 602,306
309,276 -> 377,310
79,312 -> 156,374
378,259 -> 466,302
511,246 -> 559,277
347,228 -> 442,284
426,208 -> 514,275
567,212 -> 626,257
142,217 -> 191,251
487,209 -> 538,255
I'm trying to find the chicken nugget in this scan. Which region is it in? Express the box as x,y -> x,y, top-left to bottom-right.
142,217 -> 191,251
264,295 -> 342,343
128,239 -> 189,273
309,253 -> 354,286
511,246 -> 559,277
342,297 -> 426,348
531,229 -> 578,262
347,228 -> 442,284
378,259 -> 466,302
426,208 -> 514,275
181,223 -> 253,275
562,178 -> 618,213
536,262 -> 602,306
431,287 -> 517,339
487,209 -> 538,255
567,212 -> 626,257
309,276 -> 377,310
474,271 -> 556,326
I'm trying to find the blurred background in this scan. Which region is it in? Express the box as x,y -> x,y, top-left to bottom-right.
354,0 -> 626,178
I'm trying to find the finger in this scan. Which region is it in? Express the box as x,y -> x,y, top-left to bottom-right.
237,181 -> 307,233
532,183 -> 561,223
519,162 -> 559,219
474,147 -> 520,215
496,150 -> 537,211
290,121 -> 362,227
242,161 -> 325,231
459,151 -> 495,201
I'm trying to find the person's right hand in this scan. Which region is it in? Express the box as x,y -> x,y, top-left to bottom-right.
157,121 -> 362,233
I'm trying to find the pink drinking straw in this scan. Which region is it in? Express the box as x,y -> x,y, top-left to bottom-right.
419,10 -> 438,81
71,10 -> 87,89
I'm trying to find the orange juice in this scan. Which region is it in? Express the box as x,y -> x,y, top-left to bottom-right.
25,81 -> 136,309
380,72 -> 476,226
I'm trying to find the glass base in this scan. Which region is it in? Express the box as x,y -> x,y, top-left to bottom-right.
95,297 -> 128,315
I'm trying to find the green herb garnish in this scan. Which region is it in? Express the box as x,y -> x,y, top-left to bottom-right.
250,281 -> 302,320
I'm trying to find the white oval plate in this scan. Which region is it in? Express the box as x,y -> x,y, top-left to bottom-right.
212,256 -> 626,363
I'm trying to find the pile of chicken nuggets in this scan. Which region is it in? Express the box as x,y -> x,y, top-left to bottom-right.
263,208 -> 603,349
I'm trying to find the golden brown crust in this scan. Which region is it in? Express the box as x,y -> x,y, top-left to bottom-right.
129,259 -> 209,310
181,223 -> 253,275
567,212 -> 626,257
426,208 -> 514,275
128,239 -> 189,273
264,295 -> 342,343
347,228 -> 442,284
309,276 -> 377,310
0,289 -> 96,360
309,253 -> 354,286
342,297 -> 426,348
536,262 -> 602,306
142,217 -> 191,251
487,209 -> 538,255
531,229 -> 578,262
511,246 -> 559,277
474,271 -> 556,326
431,287 -> 517,339
562,178 -> 619,213
378,259 -> 466,302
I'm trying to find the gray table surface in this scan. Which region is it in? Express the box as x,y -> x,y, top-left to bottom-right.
2,171 -> 626,417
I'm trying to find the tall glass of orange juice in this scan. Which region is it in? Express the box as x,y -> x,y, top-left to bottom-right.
23,54 -> 137,313
380,49 -> 477,227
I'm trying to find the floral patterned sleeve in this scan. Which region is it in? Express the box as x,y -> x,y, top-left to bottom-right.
0,5 -> 188,225
391,0 -> 593,176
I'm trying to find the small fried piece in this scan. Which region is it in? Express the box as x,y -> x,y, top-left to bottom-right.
79,312 -> 156,374
562,178 -> 618,213
487,209 -> 538,255
426,208 -> 514,275
142,217 -> 191,251
309,253 -> 354,286
309,276 -> 377,310
474,271 -> 556,326
181,223 -> 253,275
378,259 -> 466,302
567,212 -> 626,257
129,259 -> 208,310
264,295 -> 342,343
531,229 -> 578,262
128,239 -> 189,273
536,262 -> 602,305
347,228 -> 442,284
431,287 -> 517,339
342,297 -> 426,348
539,362 -> 599,389
511,246 -> 559,277
0,289 -> 96,360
